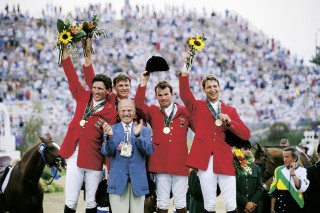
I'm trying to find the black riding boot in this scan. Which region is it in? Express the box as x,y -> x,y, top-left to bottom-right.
204,210 -> 216,213
86,207 -> 97,213
64,205 -> 76,213
176,207 -> 187,213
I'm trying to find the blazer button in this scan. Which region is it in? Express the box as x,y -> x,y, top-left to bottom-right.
169,140 -> 172,142
81,133 -> 83,135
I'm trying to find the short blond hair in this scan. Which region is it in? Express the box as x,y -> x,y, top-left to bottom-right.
201,74 -> 220,89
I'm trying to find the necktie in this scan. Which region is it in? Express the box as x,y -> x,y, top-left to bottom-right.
125,125 -> 130,142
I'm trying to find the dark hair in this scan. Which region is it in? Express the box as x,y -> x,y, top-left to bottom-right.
201,74 -> 220,89
92,74 -> 112,90
113,72 -> 131,86
154,80 -> 173,95
283,146 -> 299,160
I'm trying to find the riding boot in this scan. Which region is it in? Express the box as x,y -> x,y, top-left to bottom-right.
64,205 -> 76,213
175,207 -> 187,213
226,209 -> 238,213
85,207 -> 97,213
156,208 -> 168,213
204,210 -> 216,213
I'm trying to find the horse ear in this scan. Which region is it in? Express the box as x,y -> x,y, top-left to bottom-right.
45,133 -> 52,141
35,132 -> 43,143
257,143 -> 263,152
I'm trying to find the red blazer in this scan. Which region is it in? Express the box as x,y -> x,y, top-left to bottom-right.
179,74 -> 250,176
58,57 -> 118,171
135,84 -> 191,176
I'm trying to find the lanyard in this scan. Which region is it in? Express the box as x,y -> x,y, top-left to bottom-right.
82,97 -> 106,120
206,100 -> 221,119
161,104 -> 175,127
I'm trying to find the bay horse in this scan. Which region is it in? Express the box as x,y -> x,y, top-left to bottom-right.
253,144 -> 313,213
0,134 -> 65,213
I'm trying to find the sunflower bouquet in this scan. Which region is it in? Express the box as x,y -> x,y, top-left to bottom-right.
53,13 -> 86,65
183,33 -> 207,73
232,147 -> 253,176
79,13 -> 108,57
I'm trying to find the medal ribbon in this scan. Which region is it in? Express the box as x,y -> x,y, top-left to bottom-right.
82,96 -> 106,121
206,100 -> 221,120
161,104 -> 175,127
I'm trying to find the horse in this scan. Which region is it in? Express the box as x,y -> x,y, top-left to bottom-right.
253,144 -> 313,213
0,134 -> 65,213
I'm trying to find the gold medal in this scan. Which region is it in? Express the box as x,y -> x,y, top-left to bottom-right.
79,120 -> 86,127
215,119 -> 222,126
163,127 -> 170,134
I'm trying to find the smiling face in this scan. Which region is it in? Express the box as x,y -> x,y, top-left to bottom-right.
156,87 -> 172,108
92,81 -> 110,101
114,79 -> 131,100
118,99 -> 136,125
203,79 -> 221,103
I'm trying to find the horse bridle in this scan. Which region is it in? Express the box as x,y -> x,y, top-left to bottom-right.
259,147 -> 279,180
38,142 -> 64,185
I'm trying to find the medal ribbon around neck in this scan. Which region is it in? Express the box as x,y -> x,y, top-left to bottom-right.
82,96 -> 106,121
161,104 -> 175,128
206,100 -> 222,125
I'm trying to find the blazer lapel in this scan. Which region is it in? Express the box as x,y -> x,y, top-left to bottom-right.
114,123 -> 125,142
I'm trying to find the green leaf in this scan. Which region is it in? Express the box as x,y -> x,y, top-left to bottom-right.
72,30 -> 87,43
57,19 -> 65,32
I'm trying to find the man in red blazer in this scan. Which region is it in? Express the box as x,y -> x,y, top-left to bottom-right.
59,42 -> 118,213
179,60 -> 250,213
135,71 -> 192,213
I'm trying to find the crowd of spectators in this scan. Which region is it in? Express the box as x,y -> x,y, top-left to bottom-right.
0,2 -> 319,143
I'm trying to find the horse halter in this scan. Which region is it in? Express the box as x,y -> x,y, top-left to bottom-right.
38,142 -> 64,167
260,147 -> 279,179
38,142 -> 64,184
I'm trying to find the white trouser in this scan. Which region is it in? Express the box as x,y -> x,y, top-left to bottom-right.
65,148 -> 102,209
198,155 -> 236,212
155,173 -> 188,210
109,182 -> 145,213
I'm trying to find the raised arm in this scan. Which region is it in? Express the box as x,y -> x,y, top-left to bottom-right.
134,71 -> 152,122
83,39 -> 95,90
61,45 -> 86,99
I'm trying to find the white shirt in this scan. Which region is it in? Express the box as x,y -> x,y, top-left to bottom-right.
92,99 -> 105,112
209,100 -> 220,113
162,102 -> 177,117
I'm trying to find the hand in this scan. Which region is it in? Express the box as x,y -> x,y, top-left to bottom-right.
140,71 -> 150,86
245,202 -> 257,212
102,122 -> 113,138
182,51 -> 193,74
61,43 -> 70,60
84,38 -> 92,66
289,162 -> 296,175
219,113 -> 231,125
134,119 -> 143,136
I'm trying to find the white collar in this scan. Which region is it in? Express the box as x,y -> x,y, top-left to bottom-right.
93,99 -> 104,107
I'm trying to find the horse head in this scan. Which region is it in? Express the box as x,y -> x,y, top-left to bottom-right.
38,133 -> 66,172
254,144 -> 284,183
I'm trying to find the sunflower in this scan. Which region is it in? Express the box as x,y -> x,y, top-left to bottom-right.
58,30 -> 73,44
189,36 -> 205,51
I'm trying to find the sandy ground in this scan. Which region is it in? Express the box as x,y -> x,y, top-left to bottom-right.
43,176 -> 226,213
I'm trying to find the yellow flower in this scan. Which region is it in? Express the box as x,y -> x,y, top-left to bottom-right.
234,148 -> 244,158
189,36 -> 205,51
58,30 -> 73,44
